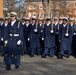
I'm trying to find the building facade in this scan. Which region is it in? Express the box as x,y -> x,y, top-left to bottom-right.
0,0 -> 3,18
25,0 -> 44,18
25,0 -> 76,21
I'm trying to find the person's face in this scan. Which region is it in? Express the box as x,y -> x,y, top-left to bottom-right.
0,21 -> 1,23
22,19 -> 25,22
11,16 -> 16,21
4,20 -> 8,24
26,21 -> 29,24
39,20 -> 42,24
63,20 -> 67,24
47,20 -> 51,23
59,20 -> 63,23
70,21 -> 73,24
54,20 -> 57,23
32,20 -> 36,23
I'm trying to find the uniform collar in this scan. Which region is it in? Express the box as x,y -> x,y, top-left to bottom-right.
63,23 -> 67,27
71,23 -> 73,26
22,22 -> 25,25
11,20 -> 16,26
32,23 -> 35,26
5,23 -> 8,27
54,22 -> 58,26
47,22 -> 51,26
40,23 -> 42,26
26,23 -> 29,27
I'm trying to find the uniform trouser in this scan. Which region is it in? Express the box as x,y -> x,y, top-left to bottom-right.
31,47 -> 41,56
43,47 -> 55,57
0,41 -> 3,53
59,49 -> 71,56
4,54 -> 20,67
26,40 -> 30,54
23,39 -> 26,54
40,40 -> 44,55
55,34 -> 60,55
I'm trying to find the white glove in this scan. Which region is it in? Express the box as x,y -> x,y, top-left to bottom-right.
34,29 -> 37,32
42,38 -> 44,40
74,33 -> 76,35
41,30 -> 43,33
1,38 -> 3,41
59,40 -> 61,42
65,33 -> 69,36
5,41 -> 8,44
50,30 -> 54,33
17,40 -> 21,45
28,38 -> 30,41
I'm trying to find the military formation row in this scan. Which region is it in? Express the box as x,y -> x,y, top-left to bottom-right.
0,12 -> 76,70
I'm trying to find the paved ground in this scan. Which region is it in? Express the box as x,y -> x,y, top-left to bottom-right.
0,55 -> 76,75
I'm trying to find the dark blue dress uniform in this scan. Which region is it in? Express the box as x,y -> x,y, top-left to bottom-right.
4,20 -> 23,70
2,23 -> 9,55
39,23 -> 44,54
59,23 -> 72,58
0,23 -> 3,53
28,23 -> 41,57
54,23 -> 59,55
21,22 -> 27,55
69,23 -> 74,54
42,23 -> 56,57
71,24 -> 76,57
25,23 -> 30,54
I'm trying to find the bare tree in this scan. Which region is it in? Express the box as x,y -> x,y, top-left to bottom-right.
42,0 -> 52,18
3,0 -> 25,17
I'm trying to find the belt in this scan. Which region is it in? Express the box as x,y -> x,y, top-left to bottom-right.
14,34 -> 19,36
9,34 -> 19,36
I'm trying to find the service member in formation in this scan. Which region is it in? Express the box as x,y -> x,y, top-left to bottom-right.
2,17 -> 9,56
0,18 -> 4,54
38,18 -> 44,55
54,17 -> 59,56
25,18 -> 30,55
54,17 -> 63,57
69,18 -> 74,56
42,17 -> 56,58
21,17 -> 26,55
4,12 -> 23,70
58,17 -> 72,59
71,20 -> 76,58
28,16 -> 41,57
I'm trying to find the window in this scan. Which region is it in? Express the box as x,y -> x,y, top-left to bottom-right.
56,4 -> 60,9
29,12 -> 32,17
39,4 -> 43,9
29,5 -> 32,9
50,4 -> 53,8
39,12 -> 43,17
29,5 -> 36,9
74,11 -> 76,15
75,3 -> 76,7
67,2 -> 71,7
29,12 -> 36,17
33,12 -> 36,16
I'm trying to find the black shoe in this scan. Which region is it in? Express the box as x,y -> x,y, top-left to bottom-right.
41,54 -> 46,58
66,56 -> 70,58
6,66 -> 11,70
57,54 -> 63,59
30,55 -> 34,57
15,65 -> 19,69
49,55 -> 54,58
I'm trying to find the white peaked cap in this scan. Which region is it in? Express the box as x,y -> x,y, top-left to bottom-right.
10,12 -> 17,16
63,17 -> 68,20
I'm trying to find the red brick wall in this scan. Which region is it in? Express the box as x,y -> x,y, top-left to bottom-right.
0,0 -> 3,18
